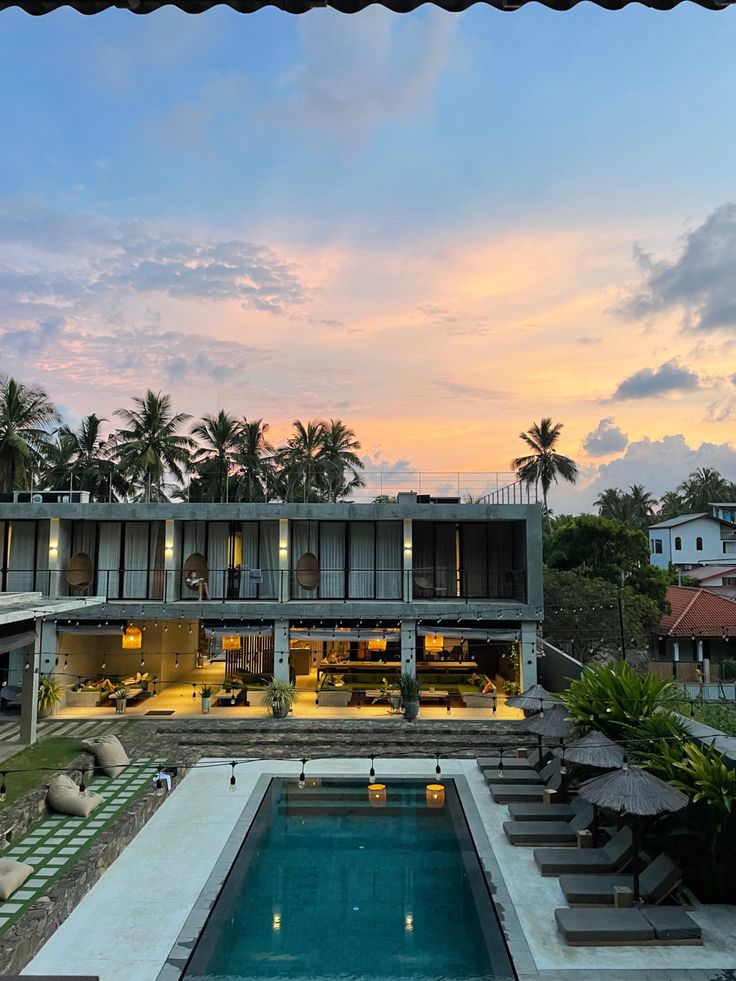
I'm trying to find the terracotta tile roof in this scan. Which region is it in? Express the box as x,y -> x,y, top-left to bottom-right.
659,585 -> 736,638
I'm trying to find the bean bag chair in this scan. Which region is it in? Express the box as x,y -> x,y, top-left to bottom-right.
47,774 -> 103,818
0,858 -> 33,900
82,733 -> 129,778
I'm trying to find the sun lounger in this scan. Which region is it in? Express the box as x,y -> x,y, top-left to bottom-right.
534,826 -> 632,876
506,801 -> 577,822
488,759 -> 561,804
503,804 -> 594,846
484,768 -> 545,785
478,749 -> 542,771
554,907 -> 702,946
559,854 -> 681,907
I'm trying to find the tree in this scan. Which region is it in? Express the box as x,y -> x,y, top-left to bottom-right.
113,391 -> 193,502
626,484 -> 657,533
41,414 -> 125,501
512,418 -> 577,518
594,488 -> 631,523
190,411 -> 242,503
657,490 -> 687,522
319,419 -> 364,502
0,375 -> 58,492
277,420 -> 327,502
678,467 -> 733,512
233,419 -> 275,502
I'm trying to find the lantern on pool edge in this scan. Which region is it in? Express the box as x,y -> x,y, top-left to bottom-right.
121,626 -> 142,650
368,783 -> 387,806
426,784 -> 445,808
222,635 -> 241,651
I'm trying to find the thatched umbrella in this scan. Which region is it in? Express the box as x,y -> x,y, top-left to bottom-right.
556,731 -> 625,845
579,765 -> 689,901
506,683 -> 558,713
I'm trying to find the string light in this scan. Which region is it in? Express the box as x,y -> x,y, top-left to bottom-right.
369,755 -> 376,784
0,773 -> 6,802
298,758 -> 306,789
229,762 -> 237,792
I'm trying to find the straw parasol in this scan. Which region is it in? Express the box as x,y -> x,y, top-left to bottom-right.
579,764 -> 689,901
556,730 -> 625,845
505,683 -> 558,713
520,702 -> 573,753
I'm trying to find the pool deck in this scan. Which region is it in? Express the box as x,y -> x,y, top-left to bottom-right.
23,758 -> 736,981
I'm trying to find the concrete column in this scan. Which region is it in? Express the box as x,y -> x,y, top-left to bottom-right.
519,621 -> 538,690
273,618 -> 290,683
401,619 -> 416,678
20,622 -> 43,745
673,640 -> 680,662
164,519 -> 178,603
278,518 -> 289,603
696,639 -> 704,662
402,518 -> 412,603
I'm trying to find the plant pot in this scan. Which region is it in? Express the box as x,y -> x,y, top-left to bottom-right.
38,706 -> 56,719
271,704 -> 289,719
114,697 -> 127,715
403,699 -> 420,721
201,696 -> 211,714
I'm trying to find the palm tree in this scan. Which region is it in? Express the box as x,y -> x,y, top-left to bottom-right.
626,484 -> 657,532
657,490 -> 687,522
38,429 -> 76,492
190,411 -> 242,503
319,419 -> 365,502
594,488 -> 630,522
677,467 -> 732,513
233,419 -> 275,502
0,375 -> 58,492
277,420 -> 327,502
113,391 -> 193,502
43,414 -> 128,501
512,418 -> 578,519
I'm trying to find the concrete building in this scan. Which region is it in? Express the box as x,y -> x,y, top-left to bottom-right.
0,491 -> 543,720
648,512 -> 736,569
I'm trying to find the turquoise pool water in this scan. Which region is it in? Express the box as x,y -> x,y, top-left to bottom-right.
183,779 -> 515,981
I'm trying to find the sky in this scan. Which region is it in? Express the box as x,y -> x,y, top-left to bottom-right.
1,2 -> 736,509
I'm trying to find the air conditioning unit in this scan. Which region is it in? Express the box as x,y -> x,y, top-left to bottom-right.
31,494 -> 43,503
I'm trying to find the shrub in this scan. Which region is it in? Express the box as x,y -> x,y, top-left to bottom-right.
720,659 -> 736,682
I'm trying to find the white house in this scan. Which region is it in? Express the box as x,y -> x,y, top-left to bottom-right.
648,512 -> 736,569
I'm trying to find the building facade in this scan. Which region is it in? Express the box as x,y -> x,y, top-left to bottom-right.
648,513 -> 736,570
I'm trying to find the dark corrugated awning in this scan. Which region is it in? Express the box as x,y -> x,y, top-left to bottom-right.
0,0 -> 731,12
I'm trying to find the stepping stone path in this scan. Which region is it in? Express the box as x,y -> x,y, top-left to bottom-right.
0,719 -> 118,747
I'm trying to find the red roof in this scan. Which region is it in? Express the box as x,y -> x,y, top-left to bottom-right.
660,586 -> 736,638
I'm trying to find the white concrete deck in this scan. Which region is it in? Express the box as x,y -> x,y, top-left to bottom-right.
24,758 -> 736,980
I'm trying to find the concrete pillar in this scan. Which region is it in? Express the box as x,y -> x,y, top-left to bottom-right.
164,519 -> 178,603
278,519 -> 289,603
273,618 -> 290,683
519,621 -> 538,690
20,622 -> 43,745
402,518 -> 412,603
401,619 -> 416,678
47,517 -> 61,597
696,639 -> 704,662
673,640 -> 680,662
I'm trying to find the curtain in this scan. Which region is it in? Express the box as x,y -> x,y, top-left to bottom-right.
376,522 -> 401,599
7,521 -> 36,592
290,520 -> 319,599
239,522 -> 260,599
207,523 -> 228,599
434,523 -> 457,598
259,521 -> 279,599
97,522 -> 121,598
182,521 -> 206,597
149,521 -> 165,600
488,523 -> 513,599
123,522 -> 149,598
349,522 -> 374,598
462,523 -> 488,597
320,522 -> 345,598
34,520 -> 50,593
72,520 -> 97,560
411,522 -> 434,598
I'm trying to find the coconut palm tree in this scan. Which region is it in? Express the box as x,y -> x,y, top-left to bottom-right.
277,420 -> 328,502
43,414 -> 128,501
626,484 -> 657,532
113,391 -> 193,502
677,467 -> 732,513
0,375 -> 58,493
657,490 -> 687,522
319,419 -> 364,502
512,418 -> 578,519
190,411 -> 242,503
233,419 -> 275,502
594,488 -> 630,522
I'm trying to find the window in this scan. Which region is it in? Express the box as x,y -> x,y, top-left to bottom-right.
673,537 -> 681,551
723,577 -> 736,586
654,539 -> 663,554
696,537 -> 703,551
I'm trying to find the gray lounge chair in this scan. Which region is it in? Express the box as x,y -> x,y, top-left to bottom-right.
484,767 -> 545,785
503,804 -> 594,846
507,801 -> 577,822
534,826 -> 632,876
559,854 -> 681,907
554,906 -> 701,946
478,749 -> 542,771
488,759 -> 561,804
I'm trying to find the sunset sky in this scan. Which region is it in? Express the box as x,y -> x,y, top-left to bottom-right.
1,4 -> 736,510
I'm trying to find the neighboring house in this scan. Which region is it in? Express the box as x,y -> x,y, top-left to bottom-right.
648,512 -> 736,569
0,488 -> 544,701
651,585 -> 736,678
683,565 -> 736,601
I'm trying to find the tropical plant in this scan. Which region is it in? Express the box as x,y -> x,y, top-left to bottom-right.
233,418 -> 275,502
113,391 -> 193,501
559,662 -> 680,741
41,414 -> 126,501
0,375 -> 58,492
277,419 -> 327,502
109,684 -> 130,701
319,419 -> 365,502
626,484 -> 657,532
200,685 -> 213,698
262,678 -> 300,715
657,490 -> 687,522
720,659 -> 736,682
37,676 -> 64,714
398,673 -> 421,703
190,410 -> 241,503
677,467 -> 733,512
594,488 -> 632,524
512,418 -> 577,519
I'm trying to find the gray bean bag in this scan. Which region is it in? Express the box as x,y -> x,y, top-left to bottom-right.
47,774 -> 103,818
0,858 -> 33,900
82,733 -> 129,778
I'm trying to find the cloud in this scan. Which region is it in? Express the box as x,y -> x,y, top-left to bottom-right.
576,335 -> 603,346
611,360 -> 699,400
581,418 -> 629,457
622,203 -> 736,332
435,377 -> 508,403
705,398 -> 736,424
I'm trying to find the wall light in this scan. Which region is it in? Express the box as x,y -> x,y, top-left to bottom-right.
272,912 -> 281,931
48,541 -> 58,555
404,913 -> 414,933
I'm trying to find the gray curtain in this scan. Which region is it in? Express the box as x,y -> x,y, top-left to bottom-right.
7,521 -> 36,592
149,521 -> 165,600
207,523 -> 228,599
488,523 -> 513,599
290,520 -> 319,599
320,522 -> 345,598
462,523 -> 488,597
376,522 -> 401,599
123,523 -> 148,598
97,522 -> 121,598
349,522 -> 374,598
239,522 -> 260,598
259,521 -> 279,599
34,521 -> 50,593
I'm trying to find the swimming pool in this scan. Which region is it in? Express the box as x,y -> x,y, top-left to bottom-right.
181,778 -> 516,980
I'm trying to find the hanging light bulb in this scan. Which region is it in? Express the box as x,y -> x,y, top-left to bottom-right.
140,654 -> 145,668
298,758 -> 306,789
435,754 -> 441,782
175,654 -> 180,668
0,773 -> 6,802
101,658 -> 106,671
369,755 -> 375,784
63,655 -> 68,669
229,761 -> 237,792
192,685 -> 197,699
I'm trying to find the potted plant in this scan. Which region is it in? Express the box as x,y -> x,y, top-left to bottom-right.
200,685 -> 213,714
37,676 -> 64,717
398,673 -> 420,721
262,679 -> 299,719
110,684 -> 130,714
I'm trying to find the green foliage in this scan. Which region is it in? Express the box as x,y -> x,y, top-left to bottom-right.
37,676 -> 64,714
663,563 -> 699,587
512,417 -> 577,516
199,686 -> 213,698
671,742 -> 736,816
691,702 -> 736,736
262,679 -> 300,712
623,711 -> 690,756
721,659 -> 736,682
559,661 -> 680,741
544,568 -> 661,659
398,673 -> 421,702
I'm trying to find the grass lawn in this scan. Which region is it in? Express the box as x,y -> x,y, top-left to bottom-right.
0,738 -> 85,813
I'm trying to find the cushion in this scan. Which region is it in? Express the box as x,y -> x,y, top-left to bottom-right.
642,907 -> 702,941
47,774 -> 103,818
0,858 -> 33,901
555,907 -> 654,944
82,733 -> 129,778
